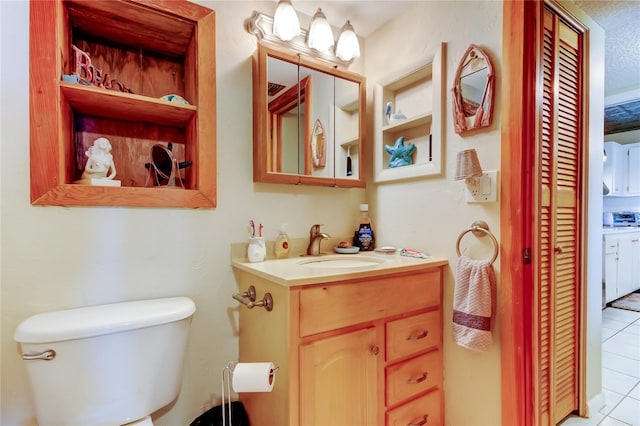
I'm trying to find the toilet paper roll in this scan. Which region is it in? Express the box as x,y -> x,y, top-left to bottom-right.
232,362 -> 275,392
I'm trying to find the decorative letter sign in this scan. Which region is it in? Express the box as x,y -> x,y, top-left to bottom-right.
70,45 -> 133,93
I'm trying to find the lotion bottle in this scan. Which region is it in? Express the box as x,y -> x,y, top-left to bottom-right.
353,204 -> 375,251
274,224 -> 290,259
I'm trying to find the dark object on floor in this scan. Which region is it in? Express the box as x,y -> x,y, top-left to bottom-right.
190,401 -> 250,426
610,291 -> 640,312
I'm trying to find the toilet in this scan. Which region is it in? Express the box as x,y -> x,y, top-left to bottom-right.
14,297 -> 196,426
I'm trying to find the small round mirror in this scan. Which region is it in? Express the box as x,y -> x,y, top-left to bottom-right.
150,144 -> 182,187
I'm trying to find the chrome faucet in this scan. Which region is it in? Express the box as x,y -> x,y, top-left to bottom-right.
306,224 -> 330,256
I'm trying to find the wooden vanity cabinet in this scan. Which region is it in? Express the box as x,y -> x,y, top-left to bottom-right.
235,266 -> 445,426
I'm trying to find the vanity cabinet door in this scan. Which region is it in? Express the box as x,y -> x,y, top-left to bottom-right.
300,327 -> 379,425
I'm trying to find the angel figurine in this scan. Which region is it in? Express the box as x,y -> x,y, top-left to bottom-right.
81,137 -> 117,180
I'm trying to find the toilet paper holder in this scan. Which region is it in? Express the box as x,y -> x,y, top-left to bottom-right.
221,361 -> 279,426
232,285 -> 273,312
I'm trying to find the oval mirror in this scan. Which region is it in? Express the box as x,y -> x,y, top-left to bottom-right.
151,144 -> 182,187
452,44 -> 495,133
310,118 -> 326,171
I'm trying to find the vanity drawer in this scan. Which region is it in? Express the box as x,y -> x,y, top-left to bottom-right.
386,311 -> 441,361
299,270 -> 441,337
386,390 -> 442,426
386,350 -> 442,406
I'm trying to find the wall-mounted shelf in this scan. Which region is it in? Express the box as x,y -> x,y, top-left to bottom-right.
374,43 -> 445,183
30,0 -> 216,208
340,138 -> 359,148
382,112 -> 432,134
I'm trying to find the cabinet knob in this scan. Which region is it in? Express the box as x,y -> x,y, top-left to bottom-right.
407,414 -> 428,426
406,372 -> 428,384
406,330 -> 428,340
369,346 -> 380,356
554,245 -> 564,254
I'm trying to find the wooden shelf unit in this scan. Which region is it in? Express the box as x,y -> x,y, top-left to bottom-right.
374,43 -> 445,183
29,0 -> 216,208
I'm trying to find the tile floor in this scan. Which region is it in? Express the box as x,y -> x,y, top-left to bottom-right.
561,307 -> 640,426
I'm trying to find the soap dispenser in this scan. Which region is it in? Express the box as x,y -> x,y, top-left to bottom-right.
274,224 -> 290,259
353,204 -> 375,251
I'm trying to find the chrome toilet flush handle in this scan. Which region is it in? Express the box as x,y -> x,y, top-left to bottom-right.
22,349 -> 56,361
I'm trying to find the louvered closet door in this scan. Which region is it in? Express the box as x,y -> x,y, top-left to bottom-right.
536,7 -> 583,425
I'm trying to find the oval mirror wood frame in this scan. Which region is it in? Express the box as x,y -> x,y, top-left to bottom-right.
452,44 -> 495,134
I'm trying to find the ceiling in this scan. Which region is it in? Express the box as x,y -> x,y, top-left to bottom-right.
291,0 -> 640,133
573,0 -> 640,133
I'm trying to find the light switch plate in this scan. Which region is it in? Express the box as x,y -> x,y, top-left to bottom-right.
465,170 -> 498,203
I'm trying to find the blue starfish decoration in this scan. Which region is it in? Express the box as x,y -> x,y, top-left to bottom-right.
385,136 -> 416,167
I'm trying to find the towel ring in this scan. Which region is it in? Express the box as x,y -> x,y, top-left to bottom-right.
456,220 -> 499,265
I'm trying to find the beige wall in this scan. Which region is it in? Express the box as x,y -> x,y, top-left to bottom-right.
366,2 -> 503,424
0,1 -> 607,425
1,2 -> 367,425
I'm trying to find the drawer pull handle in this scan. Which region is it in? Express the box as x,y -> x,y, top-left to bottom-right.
407,330 -> 428,340
407,414 -> 428,426
406,372 -> 428,384
370,346 -> 380,356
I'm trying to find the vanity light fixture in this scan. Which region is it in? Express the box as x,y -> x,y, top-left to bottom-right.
307,8 -> 334,53
335,20 -> 361,61
245,5 -> 360,68
272,0 -> 300,41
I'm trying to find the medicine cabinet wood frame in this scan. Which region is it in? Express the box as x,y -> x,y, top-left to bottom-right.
29,0 -> 216,208
252,43 -> 366,188
374,43 -> 445,183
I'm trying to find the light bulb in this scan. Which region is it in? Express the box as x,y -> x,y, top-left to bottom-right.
336,20 -> 360,61
273,0 -> 300,41
307,8 -> 334,52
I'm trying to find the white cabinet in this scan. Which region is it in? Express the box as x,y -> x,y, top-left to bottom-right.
603,141 -> 640,196
603,231 -> 640,303
628,146 -> 640,194
603,237 -> 618,303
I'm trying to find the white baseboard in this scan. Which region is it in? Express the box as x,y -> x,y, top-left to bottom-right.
586,391 -> 606,417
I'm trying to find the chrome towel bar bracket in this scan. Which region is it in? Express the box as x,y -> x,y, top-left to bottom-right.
233,285 -> 274,312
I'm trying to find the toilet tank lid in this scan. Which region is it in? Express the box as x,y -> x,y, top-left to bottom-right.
14,297 -> 196,343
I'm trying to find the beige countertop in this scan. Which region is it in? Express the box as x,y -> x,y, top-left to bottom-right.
231,238 -> 448,286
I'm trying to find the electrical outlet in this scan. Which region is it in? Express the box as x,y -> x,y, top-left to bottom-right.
465,170 -> 498,202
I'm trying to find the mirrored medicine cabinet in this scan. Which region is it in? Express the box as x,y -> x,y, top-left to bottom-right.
252,43 -> 366,187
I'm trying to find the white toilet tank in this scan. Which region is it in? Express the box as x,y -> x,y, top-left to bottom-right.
14,297 -> 196,426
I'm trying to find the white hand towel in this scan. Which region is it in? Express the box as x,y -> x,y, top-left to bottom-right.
453,255 -> 496,352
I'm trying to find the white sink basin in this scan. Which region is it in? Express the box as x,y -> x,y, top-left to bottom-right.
298,255 -> 387,269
